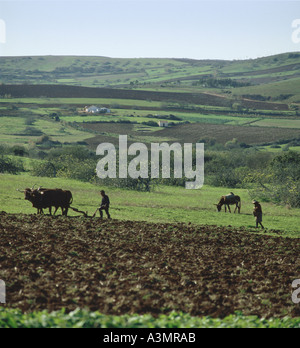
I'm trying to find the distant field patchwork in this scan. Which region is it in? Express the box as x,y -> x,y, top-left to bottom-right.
251,118 -> 300,129
81,122 -> 300,148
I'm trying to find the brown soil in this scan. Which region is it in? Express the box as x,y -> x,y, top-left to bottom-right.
156,123 -> 300,145
0,213 -> 299,318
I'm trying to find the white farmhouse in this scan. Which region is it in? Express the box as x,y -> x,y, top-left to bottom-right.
84,106 -> 111,114
85,105 -> 101,113
158,121 -> 169,128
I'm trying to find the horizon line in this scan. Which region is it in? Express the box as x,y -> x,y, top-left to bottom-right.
1,50 -> 300,62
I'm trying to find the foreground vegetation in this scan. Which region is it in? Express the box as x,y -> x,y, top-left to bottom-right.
0,308 -> 299,328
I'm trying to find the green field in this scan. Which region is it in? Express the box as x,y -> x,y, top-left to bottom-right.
0,116 -> 95,145
0,97 -> 163,108
60,112 -> 258,126
1,173 -> 300,328
233,77 -> 300,103
251,118 -> 300,129
1,94 -> 300,151
1,173 -> 300,238
259,144 -> 300,153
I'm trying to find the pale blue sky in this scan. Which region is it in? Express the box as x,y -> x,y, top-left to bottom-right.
0,0 -> 299,60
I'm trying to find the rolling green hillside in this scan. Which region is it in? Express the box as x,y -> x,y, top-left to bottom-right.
1,53 -> 300,103
1,52 -> 300,151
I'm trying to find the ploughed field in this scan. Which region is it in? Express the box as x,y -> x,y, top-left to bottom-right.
0,212 -> 299,318
0,84 -> 289,110
82,122 -> 300,147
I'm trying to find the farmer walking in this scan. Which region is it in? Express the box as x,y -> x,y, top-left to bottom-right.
95,190 -> 111,219
253,200 -> 264,229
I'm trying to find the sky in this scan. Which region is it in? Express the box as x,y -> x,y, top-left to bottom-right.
0,0 -> 300,60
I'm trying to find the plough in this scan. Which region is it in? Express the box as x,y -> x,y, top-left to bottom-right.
69,206 -> 89,218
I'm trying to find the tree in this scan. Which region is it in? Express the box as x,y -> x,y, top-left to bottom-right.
225,138 -> 239,149
31,161 -> 57,178
249,152 -> 300,207
0,156 -> 24,174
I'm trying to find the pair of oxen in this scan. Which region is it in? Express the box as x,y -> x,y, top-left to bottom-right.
18,186 -> 73,216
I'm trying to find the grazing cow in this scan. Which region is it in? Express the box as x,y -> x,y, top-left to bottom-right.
215,193 -> 241,213
21,187 -> 73,216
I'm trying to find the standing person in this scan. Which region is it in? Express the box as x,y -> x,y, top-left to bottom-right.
98,190 -> 111,219
253,200 -> 264,229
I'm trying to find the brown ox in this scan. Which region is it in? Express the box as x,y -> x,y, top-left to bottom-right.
23,187 -> 46,214
215,194 -> 241,213
21,187 -> 73,216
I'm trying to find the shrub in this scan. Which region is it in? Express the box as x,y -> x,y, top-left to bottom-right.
24,127 -> 43,136
54,155 -> 97,182
31,161 -> 57,177
47,146 -> 95,161
141,121 -> 159,127
12,146 -> 27,157
0,145 -> 9,155
0,156 -> 24,174
249,151 -> 300,208
198,137 -> 216,147
98,177 -> 153,192
225,138 -> 239,150
208,169 -> 241,188
24,116 -> 36,126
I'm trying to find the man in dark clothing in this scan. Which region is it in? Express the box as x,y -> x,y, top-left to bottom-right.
98,190 -> 111,219
253,200 -> 264,229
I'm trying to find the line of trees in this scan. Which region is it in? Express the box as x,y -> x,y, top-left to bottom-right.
2,142 -> 300,207
192,77 -> 251,88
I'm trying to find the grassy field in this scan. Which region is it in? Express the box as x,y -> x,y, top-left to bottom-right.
0,173 -> 300,328
1,173 -> 300,238
3,100 -> 300,151
0,97 -> 163,108
0,116 -> 95,146
250,118 -> 300,129
1,308 -> 299,328
0,98 -> 279,125
259,144 -> 300,153
233,77 -> 300,103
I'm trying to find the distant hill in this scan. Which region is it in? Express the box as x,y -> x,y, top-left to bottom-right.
0,53 -> 300,104
0,84 -> 290,111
